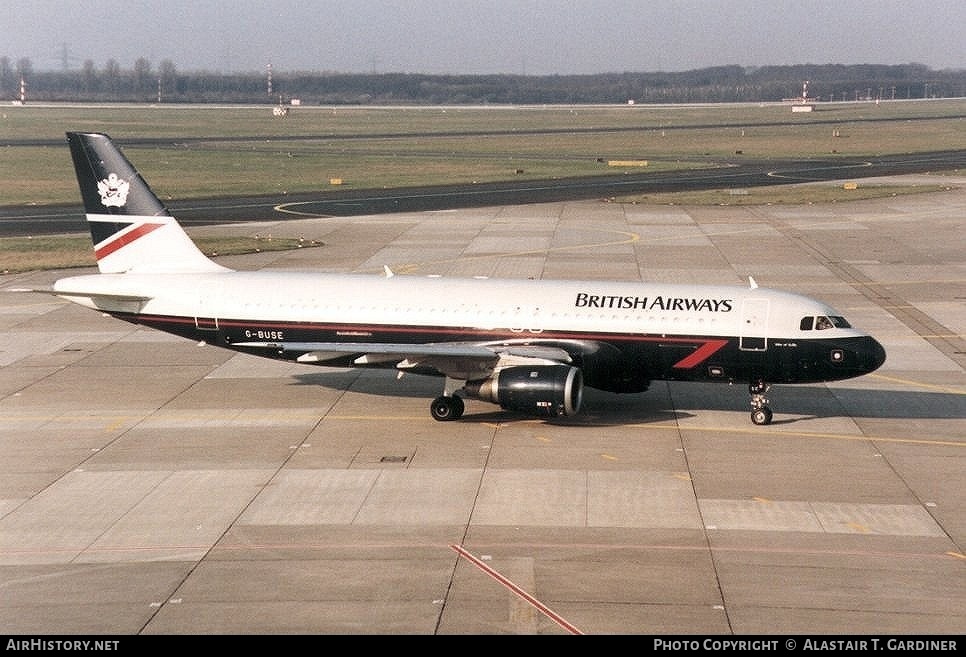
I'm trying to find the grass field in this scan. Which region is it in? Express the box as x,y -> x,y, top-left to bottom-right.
1,99 -> 963,272
2,99 -> 964,205
0,235 -> 320,274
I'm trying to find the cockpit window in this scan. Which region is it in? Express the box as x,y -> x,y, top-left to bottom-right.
802,315 -> 852,330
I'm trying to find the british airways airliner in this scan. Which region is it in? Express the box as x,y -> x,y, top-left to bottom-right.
51,132 -> 886,425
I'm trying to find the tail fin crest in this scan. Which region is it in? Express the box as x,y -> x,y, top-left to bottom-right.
66,132 -> 228,274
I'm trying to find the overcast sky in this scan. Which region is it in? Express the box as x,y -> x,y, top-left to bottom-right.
5,0 -> 965,75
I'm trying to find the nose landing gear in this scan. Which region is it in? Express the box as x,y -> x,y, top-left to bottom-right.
749,379 -> 773,425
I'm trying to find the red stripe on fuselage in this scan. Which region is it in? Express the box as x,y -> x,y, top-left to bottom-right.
113,314 -> 737,352
673,339 -> 729,368
127,314 -> 733,366
94,222 -> 164,261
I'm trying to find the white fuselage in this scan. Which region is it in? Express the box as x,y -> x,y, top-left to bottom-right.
54,269 -> 854,341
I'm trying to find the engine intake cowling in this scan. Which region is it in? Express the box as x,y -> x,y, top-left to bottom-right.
464,365 -> 583,417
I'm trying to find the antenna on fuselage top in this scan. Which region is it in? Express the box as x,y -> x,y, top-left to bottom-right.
748,276 -> 758,289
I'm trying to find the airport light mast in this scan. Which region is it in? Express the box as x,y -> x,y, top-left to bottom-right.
789,80 -> 814,113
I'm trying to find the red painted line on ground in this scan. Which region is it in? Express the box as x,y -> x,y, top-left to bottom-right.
450,544 -> 584,635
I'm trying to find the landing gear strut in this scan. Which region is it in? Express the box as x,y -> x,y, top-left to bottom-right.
749,380 -> 773,425
430,395 -> 464,421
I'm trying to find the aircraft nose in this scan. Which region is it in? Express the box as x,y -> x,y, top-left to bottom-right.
867,337 -> 887,372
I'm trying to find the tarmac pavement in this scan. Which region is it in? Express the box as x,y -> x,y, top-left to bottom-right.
0,175 -> 963,635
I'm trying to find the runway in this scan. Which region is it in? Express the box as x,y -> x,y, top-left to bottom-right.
0,175 -> 964,635
2,148 -> 965,237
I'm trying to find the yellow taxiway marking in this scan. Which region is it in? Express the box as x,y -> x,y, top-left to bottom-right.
3,413 -> 962,447
388,228 -> 641,275
638,422 -> 966,448
868,373 -> 965,395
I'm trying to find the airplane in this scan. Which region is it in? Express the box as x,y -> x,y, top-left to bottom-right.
48,131 -> 886,425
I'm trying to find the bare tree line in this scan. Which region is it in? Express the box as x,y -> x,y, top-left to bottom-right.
1,57 -> 962,105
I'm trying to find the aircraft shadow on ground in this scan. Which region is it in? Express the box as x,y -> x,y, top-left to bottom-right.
291,372 -> 966,425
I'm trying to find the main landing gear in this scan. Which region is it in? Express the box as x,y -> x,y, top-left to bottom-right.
430,395 -> 464,421
431,376 -> 467,421
749,380 -> 773,425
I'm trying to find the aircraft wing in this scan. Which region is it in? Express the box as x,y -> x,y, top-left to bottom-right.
232,340 -> 578,380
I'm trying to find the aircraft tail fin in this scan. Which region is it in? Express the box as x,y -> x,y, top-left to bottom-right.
66,132 -> 228,274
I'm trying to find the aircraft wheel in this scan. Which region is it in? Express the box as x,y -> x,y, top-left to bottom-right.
430,395 -> 464,421
751,407 -> 773,425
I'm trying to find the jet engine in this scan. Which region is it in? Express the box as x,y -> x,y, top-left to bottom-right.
463,365 -> 583,417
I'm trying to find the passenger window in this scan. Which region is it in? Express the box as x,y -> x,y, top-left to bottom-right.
800,316 -> 813,331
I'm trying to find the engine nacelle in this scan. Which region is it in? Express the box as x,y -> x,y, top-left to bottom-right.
464,365 -> 583,418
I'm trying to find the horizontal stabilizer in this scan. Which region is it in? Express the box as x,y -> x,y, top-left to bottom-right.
19,282 -> 153,313
47,289 -> 152,303
48,287 -> 152,313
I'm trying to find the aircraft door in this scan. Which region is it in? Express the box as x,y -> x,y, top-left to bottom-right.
739,298 -> 769,351
195,314 -> 219,332
194,289 -> 220,334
